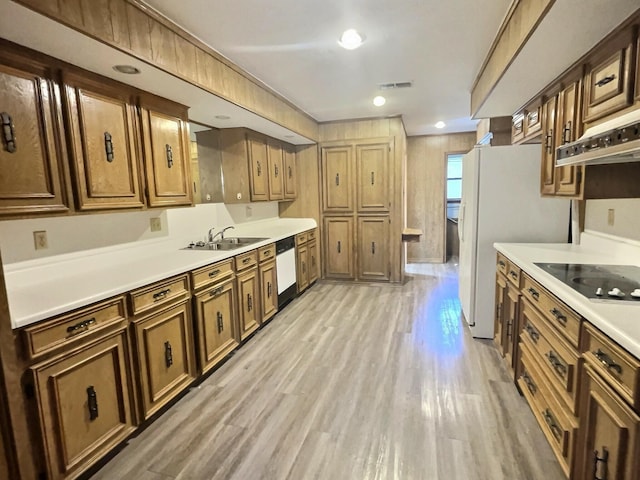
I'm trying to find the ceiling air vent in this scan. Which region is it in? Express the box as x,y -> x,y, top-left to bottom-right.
378,81 -> 413,90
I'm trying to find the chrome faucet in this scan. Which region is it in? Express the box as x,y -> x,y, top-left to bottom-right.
209,225 -> 235,243
208,227 -> 216,243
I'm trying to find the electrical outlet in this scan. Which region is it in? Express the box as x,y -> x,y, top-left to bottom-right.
607,208 -> 615,226
150,217 -> 162,232
33,231 -> 48,250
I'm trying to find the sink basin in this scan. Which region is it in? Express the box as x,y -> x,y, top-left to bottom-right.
182,242 -> 242,251
218,237 -> 269,245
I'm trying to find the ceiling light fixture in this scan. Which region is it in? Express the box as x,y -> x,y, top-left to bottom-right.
373,96 -> 386,107
112,65 -> 141,75
215,115 -> 231,120
435,121 -> 446,129
338,29 -> 364,50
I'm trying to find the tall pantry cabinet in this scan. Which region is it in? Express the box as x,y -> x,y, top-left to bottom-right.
320,138 -> 393,282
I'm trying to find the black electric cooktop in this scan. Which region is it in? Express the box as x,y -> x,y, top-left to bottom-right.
534,263 -> 640,303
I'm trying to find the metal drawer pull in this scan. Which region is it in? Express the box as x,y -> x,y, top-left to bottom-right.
247,293 -> 252,312
164,341 -> 173,367
242,257 -> 251,264
208,269 -> 221,277
257,161 -> 262,176
371,171 -> 374,185
337,241 -> 341,253
165,144 -> 173,168
153,288 -> 171,301
66,317 -> 96,335
522,371 -> 537,394
209,286 -> 224,297
267,281 -> 272,297
594,349 -> 622,375
550,307 -> 567,325
498,260 -> 506,268
509,271 -> 518,280
1,112 -> 17,153
525,323 -> 540,343
595,75 -> 616,87
546,350 -> 567,378
543,408 -> 562,441
263,250 -> 271,257
288,165 -> 292,178
563,121 -> 572,144
335,173 -> 340,186
104,132 -> 114,162
545,129 -> 554,154
87,386 -> 99,421
371,242 -> 375,254
274,164 -> 279,177
593,447 -> 609,480
527,287 -> 540,300
217,312 -> 223,333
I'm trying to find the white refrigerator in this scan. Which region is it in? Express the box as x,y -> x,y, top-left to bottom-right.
458,145 -> 570,338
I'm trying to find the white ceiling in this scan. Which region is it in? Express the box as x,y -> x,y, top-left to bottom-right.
144,0 -> 514,136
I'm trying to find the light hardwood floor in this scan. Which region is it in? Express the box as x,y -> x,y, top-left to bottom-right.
91,263 -> 564,480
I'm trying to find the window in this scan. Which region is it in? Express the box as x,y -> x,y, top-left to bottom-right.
446,153 -> 463,219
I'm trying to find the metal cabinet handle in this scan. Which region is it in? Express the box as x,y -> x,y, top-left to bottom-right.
550,307 -> 567,325
337,241 -> 341,253
311,255 -> 315,267
542,408 -> 562,441
506,318 -> 513,338
593,447 -> 609,480
525,322 -> 540,344
66,317 -> 96,335
527,287 -> 540,300
563,121 -> 572,144
288,165 -> 292,178
208,269 -> 221,278
104,132 -> 114,162
545,129 -> 554,154
1,112 -> 16,153
335,173 -> 339,186
302,261 -> 306,274
522,371 -> 537,395
509,271 -> 518,280
217,311 -> 223,333
594,349 -> 622,375
165,144 -> 173,168
267,281 -> 272,298
153,288 -> 171,301
247,293 -> 252,312
371,242 -> 375,254
242,257 -> 251,264
498,260 -> 506,268
371,171 -> 374,185
274,164 -> 279,177
87,386 -> 99,421
164,341 -> 173,367
209,286 -> 224,297
264,250 -> 271,257
595,75 -> 615,87
546,350 -> 567,378
257,161 -> 262,176
496,304 -> 502,322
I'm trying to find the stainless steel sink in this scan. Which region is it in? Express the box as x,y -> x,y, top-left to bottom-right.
182,237 -> 269,251
218,237 -> 269,245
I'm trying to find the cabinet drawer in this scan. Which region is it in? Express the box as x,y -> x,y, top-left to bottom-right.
521,301 -> 581,415
235,250 -> 258,272
519,341 -> 577,478
496,252 -> 509,276
582,322 -> 640,410
524,104 -> 542,138
307,229 -> 316,241
506,263 -> 521,288
258,243 -> 275,263
191,259 -> 234,291
129,274 -> 190,316
521,274 -> 581,348
296,232 -> 308,245
23,296 -> 127,360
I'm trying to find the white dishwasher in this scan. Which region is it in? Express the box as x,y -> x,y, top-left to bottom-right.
276,236 -> 297,308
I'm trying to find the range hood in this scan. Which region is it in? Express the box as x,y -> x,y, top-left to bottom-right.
556,109 -> 640,166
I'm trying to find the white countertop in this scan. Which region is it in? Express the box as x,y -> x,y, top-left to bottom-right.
495,231 -> 640,358
4,217 -> 316,329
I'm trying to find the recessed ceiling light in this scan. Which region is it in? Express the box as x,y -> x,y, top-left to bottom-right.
338,29 -> 364,50
215,115 -> 231,120
373,96 -> 386,107
112,65 -> 141,75
435,121 -> 446,129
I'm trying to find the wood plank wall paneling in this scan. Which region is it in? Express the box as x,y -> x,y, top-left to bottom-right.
12,0 -> 319,141
470,0 -> 555,116
406,132 -> 476,263
318,118 -> 392,142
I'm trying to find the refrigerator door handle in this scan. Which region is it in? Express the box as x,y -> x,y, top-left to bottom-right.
458,204 -> 465,241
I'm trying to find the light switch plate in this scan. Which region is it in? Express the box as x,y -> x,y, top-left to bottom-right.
33,231 -> 48,250
150,217 -> 162,232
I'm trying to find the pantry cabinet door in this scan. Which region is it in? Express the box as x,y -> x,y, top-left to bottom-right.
356,142 -> 389,213
324,216 -> 354,279
322,145 -> 353,212
358,216 -> 389,281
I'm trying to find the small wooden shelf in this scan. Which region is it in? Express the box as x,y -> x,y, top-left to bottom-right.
402,228 -> 423,243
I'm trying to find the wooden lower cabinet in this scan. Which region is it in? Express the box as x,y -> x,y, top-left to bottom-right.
237,266 -> 260,340
324,217 -> 354,279
193,277 -> 238,374
296,242 -> 309,292
30,328 -> 136,480
503,284 -> 520,375
308,239 -> 318,284
576,363 -> 640,480
131,299 -> 197,419
494,273 -> 507,355
357,216 -> 389,281
260,259 -> 278,323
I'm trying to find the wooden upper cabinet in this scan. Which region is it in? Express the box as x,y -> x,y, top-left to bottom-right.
0,55 -> 67,216
322,145 -> 353,212
267,140 -> 284,200
324,216 -> 354,280
64,71 -> 144,211
247,134 -> 269,201
524,101 -> 542,138
283,144 -> 297,200
555,79 -> 582,197
511,112 -> 525,144
139,96 -> 192,207
540,94 -> 558,196
583,26 -> 635,124
358,216 -> 389,281
356,142 -> 390,213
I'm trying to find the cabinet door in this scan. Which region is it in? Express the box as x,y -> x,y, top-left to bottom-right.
248,134 -> 269,201
31,329 -> 135,480
324,217 -> 354,279
133,300 -> 196,419
495,273 -> 507,355
540,95 -> 558,196
260,261 -> 278,322
555,80 -> 582,197
237,267 -> 260,340
358,216 -> 389,281
308,240 -> 318,284
140,103 -> 192,207
523,102 -> 542,139
503,285 -> 520,375
0,60 -> 67,215
511,112 -> 525,144
193,279 -> 238,374
356,142 -> 389,212
267,141 -> 284,200
577,364 -> 640,480
64,73 -> 144,210
283,144 -> 297,199
297,243 -> 309,292
322,145 -> 353,212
